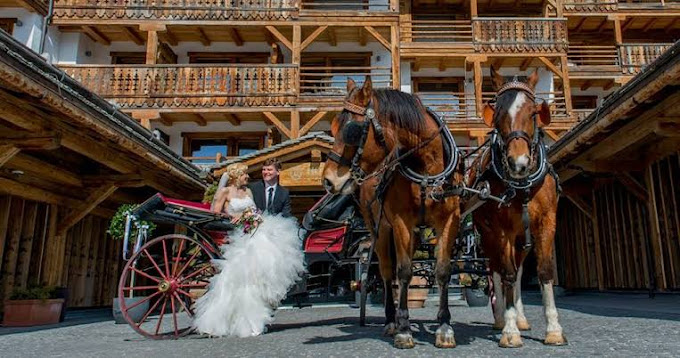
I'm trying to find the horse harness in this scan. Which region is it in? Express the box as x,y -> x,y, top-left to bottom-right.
475,80 -> 562,252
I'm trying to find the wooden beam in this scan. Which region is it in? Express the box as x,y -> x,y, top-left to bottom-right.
146,30 -> 159,64
617,172 -> 648,202
520,58 -> 532,71
291,110 -> 300,138
0,131 -> 61,150
545,129 -> 560,141
654,122 -> 680,137
412,59 -> 421,72
197,28 -> 211,46
264,29 -> 275,46
473,60 -> 483,117
57,184 -> 118,236
471,0 -> 478,17
560,56 -> 573,114
603,80 -> 615,91
225,113 -> 241,126
7,153 -> 83,187
563,191 -> 593,221
0,145 -> 20,168
664,18 -> 679,34
263,112 -> 292,139
327,27 -> 337,47
82,174 -> 144,188
302,26 -> 327,51
300,111 -> 327,136
391,24 -> 400,89
191,113 -> 207,126
622,18 -> 635,32
139,24 -> 166,32
122,26 -> 144,45
364,26 -> 390,50
614,18 -> 624,44
641,18 -> 656,32
359,27 -> 367,46
438,59 -> 446,72
538,56 -> 563,79
228,27 -> 243,46
596,18 -> 609,33
266,26 -> 292,51
159,29 -> 178,46
573,17 -> 588,33
493,58 -> 505,69
82,26 -> 110,45
158,113 -> 173,126
293,25 -> 301,96
580,80 -> 593,91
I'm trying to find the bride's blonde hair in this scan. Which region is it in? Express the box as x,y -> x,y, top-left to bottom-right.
225,163 -> 248,186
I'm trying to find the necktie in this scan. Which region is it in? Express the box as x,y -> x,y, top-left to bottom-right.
266,187 -> 274,212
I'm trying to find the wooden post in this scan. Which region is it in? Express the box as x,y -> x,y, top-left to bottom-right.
555,0 -> 563,17
290,109 -> 300,139
292,25 -> 301,97
0,145 -> 20,168
391,24 -> 400,90
473,60 -> 483,118
41,205 -> 63,286
146,30 -> 159,65
591,190 -> 606,291
1,198 -> 25,303
16,202 -> 38,289
560,56 -> 573,115
645,165 -> 667,291
471,0 -> 478,17
0,196 -> 11,269
613,17 -> 624,45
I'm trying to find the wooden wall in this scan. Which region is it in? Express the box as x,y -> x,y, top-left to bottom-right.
0,195 -> 122,314
556,152 -> 680,292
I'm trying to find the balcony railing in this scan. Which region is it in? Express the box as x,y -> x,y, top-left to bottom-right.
567,45 -> 620,72
472,18 -> 568,53
417,92 -> 476,121
53,0 -> 298,22
299,0 -> 392,12
482,91 -> 569,119
299,66 -> 392,100
400,20 -> 473,43
563,0 -> 618,12
619,43 -> 673,74
60,64 -> 298,109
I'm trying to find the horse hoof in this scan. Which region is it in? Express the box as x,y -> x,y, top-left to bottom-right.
492,321 -> 505,330
517,319 -> 531,331
544,331 -> 568,346
383,323 -> 397,337
394,333 -> 415,349
499,333 -> 523,348
435,324 -> 456,348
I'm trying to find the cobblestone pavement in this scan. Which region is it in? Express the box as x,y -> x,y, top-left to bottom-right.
1,292 -> 678,358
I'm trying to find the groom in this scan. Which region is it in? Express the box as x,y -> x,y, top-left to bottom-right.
249,158 -> 292,217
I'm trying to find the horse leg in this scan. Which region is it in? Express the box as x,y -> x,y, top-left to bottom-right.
514,265 -> 531,331
491,271 -> 505,330
535,221 -> 567,346
498,239 -> 523,348
375,222 -> 396,336
433,213 -> 458,348
392,219 -> 415,349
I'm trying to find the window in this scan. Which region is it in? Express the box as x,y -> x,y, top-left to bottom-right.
188,52 -> 270,64
572,95 -> 598,109
0,19 -> 16,35
182,132 -> 265,164
110,52 -> 146,65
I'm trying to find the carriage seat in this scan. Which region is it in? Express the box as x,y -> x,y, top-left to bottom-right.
302,193 -> 357,231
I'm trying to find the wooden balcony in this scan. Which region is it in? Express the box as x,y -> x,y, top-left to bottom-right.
400,20 -> 475,55
567,45 -> 621,76
60,64 -> 298,110
52,0 -> 299,23
2,0 -> 48,15
573,108 -> 594,122
299,66 -> 392,105
619,43 -> 673,74
299,0 -> 395,15
472,18 -> 569,54
563,0 -> 680,13
563,0 -> 618,13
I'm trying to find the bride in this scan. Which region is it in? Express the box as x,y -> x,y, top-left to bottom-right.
192,163 -> 306,337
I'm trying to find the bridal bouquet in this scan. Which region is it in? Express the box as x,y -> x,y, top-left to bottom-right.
236,207 -> 264,234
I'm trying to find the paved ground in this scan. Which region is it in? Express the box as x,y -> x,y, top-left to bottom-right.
1,291 -> 679,357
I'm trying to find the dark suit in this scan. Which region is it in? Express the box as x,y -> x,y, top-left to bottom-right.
249,180 -> 292,217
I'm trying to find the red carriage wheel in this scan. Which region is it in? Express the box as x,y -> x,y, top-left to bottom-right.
117,234 -> 217,340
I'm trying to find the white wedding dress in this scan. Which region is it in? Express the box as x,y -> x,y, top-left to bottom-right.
192,196 -> 305,337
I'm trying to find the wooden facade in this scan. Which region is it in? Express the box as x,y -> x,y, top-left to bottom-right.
550,42 -> 680,291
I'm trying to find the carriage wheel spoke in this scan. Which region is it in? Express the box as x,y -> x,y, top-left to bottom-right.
130,267 -> 161,283
173,292 -> 193,318
170,294 -> 179,337
155,296 -> 168,336
175,249 -> 202,279
176,288 -> 194,300
126,290 -> 162,311
162,239 -> 171,278
179,264 -> 212,283
122,285 -> 160,291
171,239 -> 185,277
143,249 -> 167,279
179,282 -> 208,289
136,294 -> 165,328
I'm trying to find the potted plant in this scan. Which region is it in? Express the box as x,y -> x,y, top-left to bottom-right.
108,204 -> 156,324
3,285 -> 64,326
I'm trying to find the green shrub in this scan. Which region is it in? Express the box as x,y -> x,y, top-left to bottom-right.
107,204 -> 156,243
9,285 -> 57,301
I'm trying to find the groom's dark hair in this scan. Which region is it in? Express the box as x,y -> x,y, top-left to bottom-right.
263,158 -> 282,171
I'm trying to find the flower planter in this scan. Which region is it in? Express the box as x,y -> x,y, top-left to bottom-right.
2,299 -> 64,327
407,276 -> 429,309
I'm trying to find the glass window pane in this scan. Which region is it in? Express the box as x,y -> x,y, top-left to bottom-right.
238,142 -> 260,156
189,139 -> 228,164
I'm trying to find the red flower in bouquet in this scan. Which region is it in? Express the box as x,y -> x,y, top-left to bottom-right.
236,207 -> 264,234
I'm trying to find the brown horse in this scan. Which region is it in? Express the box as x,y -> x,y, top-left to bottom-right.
323,77 -> 462,349
469,67 -> 566,348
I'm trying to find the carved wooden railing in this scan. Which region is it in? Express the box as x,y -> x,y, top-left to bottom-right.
417,92 -> 476,121
472,18 -> 568,53
60,64 -> 298,109
53,0 -> 299,22
400,20 -> 473,43
299,0 -> 392,12
619,43 -> 673,74
573,108 -> 594,122
563,0 -> 618,13
299,66 -> 392,99
567,45 -> 620,71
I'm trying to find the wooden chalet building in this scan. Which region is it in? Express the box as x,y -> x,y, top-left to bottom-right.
0,0 -> 678,298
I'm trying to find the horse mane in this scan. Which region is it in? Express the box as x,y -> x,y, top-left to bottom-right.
373,89 -> 425,134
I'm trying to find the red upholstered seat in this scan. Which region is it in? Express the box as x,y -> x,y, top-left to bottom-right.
304,226 -> 347,254
159,194 -> 211,211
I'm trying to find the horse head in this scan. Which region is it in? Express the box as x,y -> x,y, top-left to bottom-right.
481,66 -> 551,179
323,76 -> 389,195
